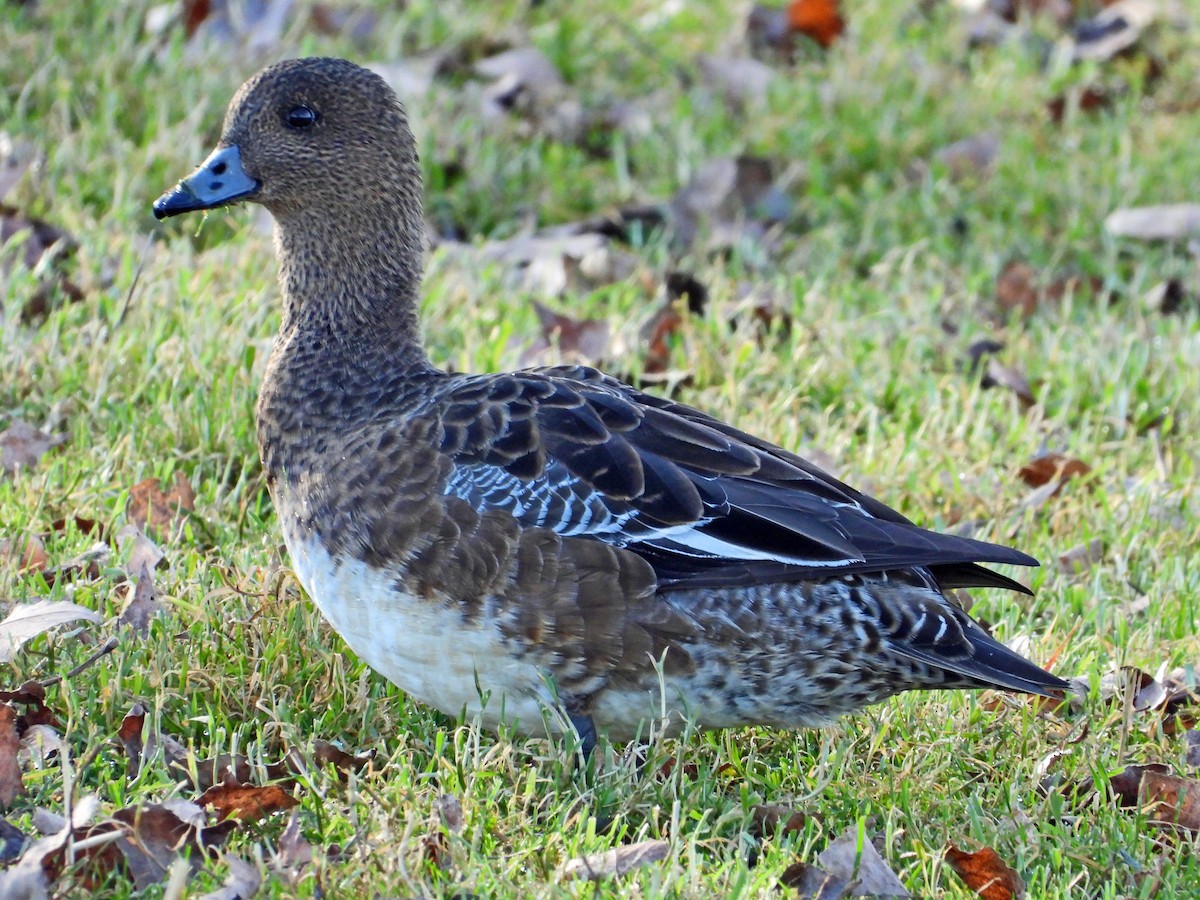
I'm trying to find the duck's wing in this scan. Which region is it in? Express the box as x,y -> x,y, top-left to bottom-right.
428,365 -> 1036,594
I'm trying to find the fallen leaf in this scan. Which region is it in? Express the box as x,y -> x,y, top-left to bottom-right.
0,535 -> 48,574
1057,538 -> 1105,574
1108,765 -> 1200,833
1144,278 -> 1193,315
1018,454 -> 1092,493
1046,85 -> 1114,123
0,599 -> 102,663
523,301 -> 611,367
696,55 -> 776,108
127,472 -> 195,538
36,541 -> 110,588
0,205 -> 82,321
118,704 -> 146,780
559,838 -> 670,880
1186,731 -> 1200,770
750,803 -> 813,839
197,855 -> 262,900
1105,205 -> 1200,241
934,132 -> 1000,180
780,860 -> 853,897
669,155 -> 788,251
100,801 -> 236,889
788,0 -> 845,48
945,843 -> 1025,900
198,776 -> 299,823
273,812 -> 313,885
0,421 -> 64,476
118,524 -> 166,576
0,705 -> 25,809
120,564 -> 162,635
982,360 -> 1035,407
1072,0 -> 1161,63
995,260 -> 1104,319
818,825 -> 909,897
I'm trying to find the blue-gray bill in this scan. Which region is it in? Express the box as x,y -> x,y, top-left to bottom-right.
153,145 -> 259,220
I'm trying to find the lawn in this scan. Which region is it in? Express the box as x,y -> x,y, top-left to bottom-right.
2,0 -> 1199,895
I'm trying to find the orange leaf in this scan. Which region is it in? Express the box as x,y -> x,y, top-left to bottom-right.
945,843 -> 1025,900
787,0 -> 844,48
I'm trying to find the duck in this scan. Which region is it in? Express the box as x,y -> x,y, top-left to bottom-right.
153,57 -> 1067,751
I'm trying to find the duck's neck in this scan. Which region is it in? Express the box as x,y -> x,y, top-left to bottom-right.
271,200 -> 431,370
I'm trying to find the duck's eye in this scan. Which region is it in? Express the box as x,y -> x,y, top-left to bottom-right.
286,105 -> 319,129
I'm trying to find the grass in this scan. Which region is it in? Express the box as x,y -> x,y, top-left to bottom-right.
3,0 -> 1200,895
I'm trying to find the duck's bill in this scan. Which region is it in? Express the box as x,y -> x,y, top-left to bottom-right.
153,144 -> 260,220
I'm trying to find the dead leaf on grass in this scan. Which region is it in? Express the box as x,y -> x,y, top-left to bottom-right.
0,535 -> 48,574
1105,204 -> 1200,241
522,301 -> 611,368
966,341 -> 1035,408
945,843 -> 1025,900
560,838 -> 670,881
1018,454 -> 1092,494
1057,538 -> 1105,574
1107,764 -> 1200,833
119,563 -> 163,635
934,132 -> 1000,180
273,812 -> 314,885
36,541 -> 110,588
995,260 -> 1104,319
0,705 -> 25,809
750,803 -> 813,839
0,421 -> 64,476
0,206 -> 83,321
1185,731 -> 1200,770
118,704 -> 146,780
669,155 -> 790,252
0,599 -> 102,663
818,824 -> 909,896
780,859 -> 853,897
199,775 -> 299,822
197,854 -> 263,900
696,55 -> 776,108
788,0 -> 845,48
127,472 -> 195,538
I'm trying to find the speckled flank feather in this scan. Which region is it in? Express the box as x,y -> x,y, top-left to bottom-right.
155,57 -> 1068,743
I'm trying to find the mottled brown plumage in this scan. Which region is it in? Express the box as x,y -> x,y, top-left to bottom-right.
154,58 -> 1067,744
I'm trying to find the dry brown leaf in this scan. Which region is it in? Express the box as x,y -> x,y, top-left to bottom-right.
99,802 -> 236,889
1185,731 -> 1200,770
524,301 -> 611,367
780,859 -> 853,896
750,803 -> 813,839
945,843 -> 1025,899
0,421 -> 64,476
995,260 -> 1104,319
559,838 -> 670,880
0,705 -> 25,809
1109,765 -> 1200,833
1047,85 -> 1114,123
199,776 -> 299,823
0,535 -> 48,574
934,132 -> 1000,180
1017,454 -> 1092,493
118,704 -> 146,780
1057,538 -> 1105,574
788,0 -> 845,48
127,472 -> 195,538
0,205 -> 82,321
0,599 -> 102,663
120,564 -> 162,635
818,825 -> 909,896
37,541 -> 109,588
274,812 -> 314,885
196,855 -> 262,900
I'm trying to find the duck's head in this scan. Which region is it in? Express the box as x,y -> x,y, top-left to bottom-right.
153,57 -> 421,223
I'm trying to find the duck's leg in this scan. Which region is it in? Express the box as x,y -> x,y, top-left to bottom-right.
569,713 -> 598,761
